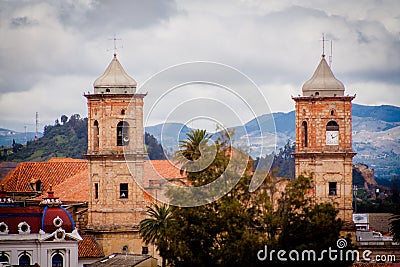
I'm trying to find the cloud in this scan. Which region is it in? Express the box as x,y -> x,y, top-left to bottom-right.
57,0 -> 179,36
0,0 -> 399,131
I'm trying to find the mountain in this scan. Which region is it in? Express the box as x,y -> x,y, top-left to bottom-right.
145,104 -> 400,179
0,128 -> 38,147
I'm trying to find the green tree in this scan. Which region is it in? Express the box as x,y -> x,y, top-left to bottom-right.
145,132 -> 166,160
176,129 -> 211,161
160,130 -> 350,267
140,203 -> 172,267
60,114 -> 68,125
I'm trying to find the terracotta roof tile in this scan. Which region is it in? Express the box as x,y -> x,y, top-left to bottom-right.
78,235 -> 105,258
2,158 -> 87,192
144,160 -> 186,187
49,169 -> 88,203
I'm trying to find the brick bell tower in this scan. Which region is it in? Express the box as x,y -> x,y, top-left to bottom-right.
84,53 -> 147,255
292,54 -> 356,228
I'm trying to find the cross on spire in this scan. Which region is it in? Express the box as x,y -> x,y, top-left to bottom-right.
320,33 -> 329,57
108,34 -> 122,56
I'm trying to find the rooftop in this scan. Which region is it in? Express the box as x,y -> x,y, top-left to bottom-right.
93,53 -> 137,94
302,55 -> 345,97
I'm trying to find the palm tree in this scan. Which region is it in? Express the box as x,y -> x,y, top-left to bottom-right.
177,129 -> 211,161
175,129 -> 212,174
140,203 -> 172,267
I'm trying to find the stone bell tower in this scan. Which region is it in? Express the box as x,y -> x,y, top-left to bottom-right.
84,53 -> 147,255
292,54 -> 356,228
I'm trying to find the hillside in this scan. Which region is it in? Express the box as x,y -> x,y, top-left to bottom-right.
1,104 -> 399,179
0,115 -> 166,162
1,114 -> 88,161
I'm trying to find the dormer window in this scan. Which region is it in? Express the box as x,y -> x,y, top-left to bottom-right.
29,179 -> 42,192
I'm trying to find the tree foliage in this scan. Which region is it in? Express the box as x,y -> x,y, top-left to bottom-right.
145,132 -> 166,160
140,203 -> 172,267
254,140 -> 295,179
142,129 -> 350,267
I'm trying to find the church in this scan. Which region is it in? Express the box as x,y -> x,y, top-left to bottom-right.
0,50 -> 357,266
292,53 -> 355,228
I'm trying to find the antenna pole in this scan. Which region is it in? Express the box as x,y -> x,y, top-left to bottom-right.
24,126 -> 27,145
35,112 -> 39,141
329,40 -> 333,68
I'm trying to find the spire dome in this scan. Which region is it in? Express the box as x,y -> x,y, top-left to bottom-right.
93,53 -> 137,94
302,55 -> 345,97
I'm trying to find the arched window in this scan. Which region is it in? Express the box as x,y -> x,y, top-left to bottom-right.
301,121 -> 308,147
117,121 -> 130,146
93,120 -> 99,151
52,253 -> 63,267
326,121 -> 339,131
19,254 -> 31,265
0,253 -> 9,264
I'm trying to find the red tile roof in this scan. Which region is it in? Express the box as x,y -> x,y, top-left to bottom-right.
2,158 -> 87,192
48,169 -> 88,203
3,158 -> 187,203
78,235 -> 105,258
144,160 -> 186,187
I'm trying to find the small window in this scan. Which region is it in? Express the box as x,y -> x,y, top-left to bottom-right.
330,109 -> 335,116
122,245 -> 128,254
120,183 -> 128,199
121,109 -> 125,115
18,222 -> 31,234
94,183 -> 99,199
315,92 -> 319,96
301,121 -> 308,147
0,222 -> 8,234
93,120 -> 99,151
52,253 -> 63,267
142,246 -> 149,255
106,88 -> 110,92
53,216 -> 63,228
329,182 -> 337,196
19,254 -> 31,266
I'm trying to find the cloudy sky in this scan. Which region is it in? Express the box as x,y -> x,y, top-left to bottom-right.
0,0 -> 399,133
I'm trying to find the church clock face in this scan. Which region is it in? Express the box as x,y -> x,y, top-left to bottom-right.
326,131 -> 339,145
